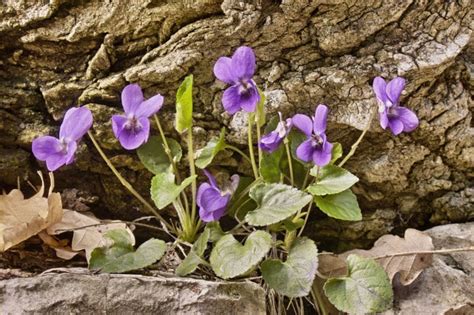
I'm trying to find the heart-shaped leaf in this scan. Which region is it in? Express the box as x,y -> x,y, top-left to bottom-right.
176,229 -> 210,276
175,74 -> 193,133
137,136 -> 182,174
195,128 -> 226,169
261,237 -> 318,297
210,230 -> 272,279
89,229 -> 166,273
330,142 -> 343,164
307,165 -> 359,196
314,189 -> 362,221
324,254 -> 393,314
259,146 -> 284,183
150,171 -> 196,209
245,183 -> 313,226
205,221 -> 225,242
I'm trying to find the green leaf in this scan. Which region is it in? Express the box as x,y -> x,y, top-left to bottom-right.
314,189 -> 362,221
89,229 -> 166,273
137,136 -> 182,174
195,128 -> 226,169
245,183 -> 313,226
259,146 -> 284,183
282,218 -> 305,232
176,229 -> 210,276
324,254 -> 393,314
205,221 -> 225,242
330,142 -> 343,164
307,165 -> 359,196
175,74 -> 193,133
210,230 -> 272,279
151,171 -> 196,209
261,237 -> 318,297
256,88 -> 266,127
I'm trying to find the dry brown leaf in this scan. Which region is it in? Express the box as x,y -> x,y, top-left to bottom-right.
46,209 -> 134,262
0,172 -> 63,252
318,228 -> 434,285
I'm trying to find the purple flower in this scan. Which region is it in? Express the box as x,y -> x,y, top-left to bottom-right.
213,46 -> 260,115
112,84 -> 164,150
292,104 -> 333,167
259,113 -> 292,153
32,107 -> 93,172
373,76 -> 419,135
197,170 -> 240,223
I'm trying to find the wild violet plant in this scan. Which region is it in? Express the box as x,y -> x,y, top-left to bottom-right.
32,46 -> 419,314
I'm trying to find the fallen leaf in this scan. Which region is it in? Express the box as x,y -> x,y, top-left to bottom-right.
46,210 -> 134,262
318,228 -> 434,285
0,172 -> 63,252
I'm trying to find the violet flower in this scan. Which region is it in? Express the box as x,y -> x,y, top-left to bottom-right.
32,107 -> 93,172
259,113 -> 292,153
213,46 -> 260,115
197,170 -> 240,223
373,77 -> 419,135
112,84 -> 164,150
292,104 -> 333,167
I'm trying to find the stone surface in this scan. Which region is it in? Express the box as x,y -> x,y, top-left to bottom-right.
0,270 -> 266,314
383,223 -> 474,315
0,1 -> 473,243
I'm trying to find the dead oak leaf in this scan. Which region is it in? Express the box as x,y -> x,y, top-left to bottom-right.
0,172 -> 63,252
318,228 -> 434,286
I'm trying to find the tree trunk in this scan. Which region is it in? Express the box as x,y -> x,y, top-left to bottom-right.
1,0 -> 472,248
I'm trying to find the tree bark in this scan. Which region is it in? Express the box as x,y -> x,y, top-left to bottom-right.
0,0 -> 472,247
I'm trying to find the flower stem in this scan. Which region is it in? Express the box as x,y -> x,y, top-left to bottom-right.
255,112 -> 263,170
224,144 -> 252,165
87,131 -> 173,232
153,115 -> 189,212
186,128 -> 198,232
338,107 -> 376,167
284,140 -> 294,186
247,114 -> 259,179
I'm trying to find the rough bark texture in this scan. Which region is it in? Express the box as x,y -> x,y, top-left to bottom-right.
0,1 -> 472,247
0,271 -> 266,314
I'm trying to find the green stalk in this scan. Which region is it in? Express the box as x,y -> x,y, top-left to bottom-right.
255,111 -> 263,170
186,128 -> 198,233
284,139 -> 294,186
87,131 -> 174,232
247,114 -> 259,179
338,107 -> 376,167
224,144 -> 253,165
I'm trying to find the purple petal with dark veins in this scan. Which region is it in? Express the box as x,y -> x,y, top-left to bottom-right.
222,85 -> 243,115
312,139 -> 332,167
116,116 -> 150,150
239,81 -> 260,113
259,131 -> 282,153
32,136 -> 62,161
387,117 -> 404,135
134,94 -> 164,118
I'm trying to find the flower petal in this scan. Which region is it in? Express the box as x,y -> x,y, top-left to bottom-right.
45,153 -> 69,172
111,114 -> 127,140
32,136 -> 62,161
121,84 -> 144,114
200,187 -> 230,214
203,170 -> 219,190
240,82 -> 260,113
373,76 -> 388,104
387,117 -> 404,135
222,85 -> 243,115
396,106 -> 419,132
199,204 -> 226,222
259,132 -> 281,153
379,109 -> 389,130
116,117 -> 150,150
197,183 -> 212,208
296,139 -> 314,162
292,114 -> 313,137
231,46 -> 256,79
213,56 -> 236,84
386,77 -> 405,105
59,107 -> 93,141
312,139 -> 333,167
64,140 -> 77,165
313,104 -> 328,134
134,94 -> 164,118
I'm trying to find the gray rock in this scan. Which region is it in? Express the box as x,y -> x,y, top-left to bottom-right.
0,270 -> 266,314
383,223 -> 474,315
